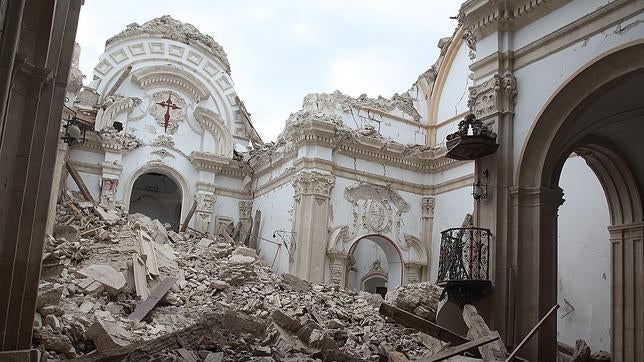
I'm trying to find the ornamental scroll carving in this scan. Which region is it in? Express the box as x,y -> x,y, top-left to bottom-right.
197,194 -> 216,213
292,170 -> 335,198
150,91 -> 187,134
468,73 -> 517,119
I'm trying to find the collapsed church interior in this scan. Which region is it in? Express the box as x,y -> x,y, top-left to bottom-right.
0,0 -> 642,360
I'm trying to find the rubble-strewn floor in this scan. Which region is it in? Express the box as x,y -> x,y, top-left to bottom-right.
35,197 -> 439,361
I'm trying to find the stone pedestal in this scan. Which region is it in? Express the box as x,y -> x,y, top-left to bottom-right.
290,170 -> 335,282
328,251 -> 349,287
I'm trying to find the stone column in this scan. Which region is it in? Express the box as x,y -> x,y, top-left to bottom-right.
328,251 -> 349,288
0,0 -> 81,351
469,72 -> 517,346
46,139 -> 69,234
511,186 -> 564,361
421,196 -> 435,279
238,200 -> 253,244
609,221 -> 644,361
290,170 -> 335,282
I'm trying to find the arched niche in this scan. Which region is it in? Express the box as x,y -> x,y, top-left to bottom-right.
347,234 -> 404,291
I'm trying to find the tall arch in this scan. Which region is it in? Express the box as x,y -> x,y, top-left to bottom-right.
122,162 -> 191,224
514,43 -> 644,360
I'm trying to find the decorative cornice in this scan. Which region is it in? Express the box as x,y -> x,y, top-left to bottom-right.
459,0 -> 573,39
189,151 -> 246,177
292,170 -> 335,198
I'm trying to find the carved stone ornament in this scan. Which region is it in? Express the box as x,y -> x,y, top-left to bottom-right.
292,170 -> 335,197
151,148 -> 174,158
344,183 -> 410,213
197,194 -> 216,213
99,127 -> 143,153
468,73 -> 517,119
363,200 -> 392,233
422,196 -> 435,218
150,91 -> 187,134
328,252 -> 348,287
239,200 -> 253,219
152,135 -> 175,148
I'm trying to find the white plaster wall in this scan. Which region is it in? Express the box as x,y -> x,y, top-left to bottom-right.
513,0 -> 616,50
253,181 -> 294,274
436,43 -> 472,123
429,186 -> 474,282
557,154 -> 610,351
511,12 -> 644,174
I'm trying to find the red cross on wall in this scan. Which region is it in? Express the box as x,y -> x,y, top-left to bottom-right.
156,94 -> 181,133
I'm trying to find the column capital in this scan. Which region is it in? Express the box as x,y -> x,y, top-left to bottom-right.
422,196 -> 435,218
292,170 -> 335,198
510,186 -> 565,209
469,72 -> 517,120
239,200 -> 253,220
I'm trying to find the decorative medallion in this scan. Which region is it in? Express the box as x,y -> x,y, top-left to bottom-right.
150,91 -> 186,134
367,201 -> 388,232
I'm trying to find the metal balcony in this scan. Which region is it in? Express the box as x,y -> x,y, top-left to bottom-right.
437,227 -> 492,304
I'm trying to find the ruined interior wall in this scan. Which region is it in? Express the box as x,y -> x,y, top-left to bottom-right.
428,186 -> 474,282
557,154 -> 610,351
253,181 -> 295,274
435,42 -> 472,131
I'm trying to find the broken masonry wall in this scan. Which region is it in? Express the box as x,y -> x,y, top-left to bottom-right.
434,42 -> 473,135
252,179 -> 295,274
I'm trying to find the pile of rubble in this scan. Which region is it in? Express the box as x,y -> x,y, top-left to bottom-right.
34,197 -> 444,361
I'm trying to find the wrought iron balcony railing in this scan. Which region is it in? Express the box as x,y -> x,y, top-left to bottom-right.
437,227 -> 490,284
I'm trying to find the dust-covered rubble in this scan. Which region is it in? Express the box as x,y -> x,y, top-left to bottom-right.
33,196 -> 443,361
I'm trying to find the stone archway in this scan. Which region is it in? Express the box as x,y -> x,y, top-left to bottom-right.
129,172 -> 183,231
347,235 -> 404,292
515,43 -> 644,361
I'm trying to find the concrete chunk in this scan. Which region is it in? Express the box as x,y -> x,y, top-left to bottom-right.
75,264 -> 126,294
86,317 -> 133,351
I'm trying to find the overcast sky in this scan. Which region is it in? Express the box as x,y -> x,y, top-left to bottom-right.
76,1 -> 462,141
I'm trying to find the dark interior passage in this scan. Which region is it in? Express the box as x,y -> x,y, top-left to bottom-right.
129,172 -> 182,231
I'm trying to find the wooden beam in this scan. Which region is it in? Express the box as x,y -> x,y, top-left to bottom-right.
180,199 -> 198,232
427,335 -> 500,361
65,160 -> 95,204
128,277 -> 177,322
505,304 -> 559,361
379,303 -> 470,346
105,65 -> 132,98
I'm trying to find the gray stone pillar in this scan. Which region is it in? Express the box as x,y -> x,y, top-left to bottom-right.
290,170 -> 335,282
510,186 -> 564,361
609,221 -> 644,361
0,0 -> 81,351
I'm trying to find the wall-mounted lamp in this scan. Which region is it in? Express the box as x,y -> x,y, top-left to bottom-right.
62,117 -> 87,145
472,169 -> 489,201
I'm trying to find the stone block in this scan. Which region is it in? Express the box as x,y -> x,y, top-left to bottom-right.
86,317 -> 133,351
75,264 -> 126,294
36,282 -> 64,309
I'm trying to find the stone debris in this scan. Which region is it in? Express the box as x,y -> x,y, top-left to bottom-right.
35,194 -> 608,361
34,194 -> 445,361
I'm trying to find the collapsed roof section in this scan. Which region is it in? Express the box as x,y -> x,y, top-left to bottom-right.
106,15 -> 231,75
